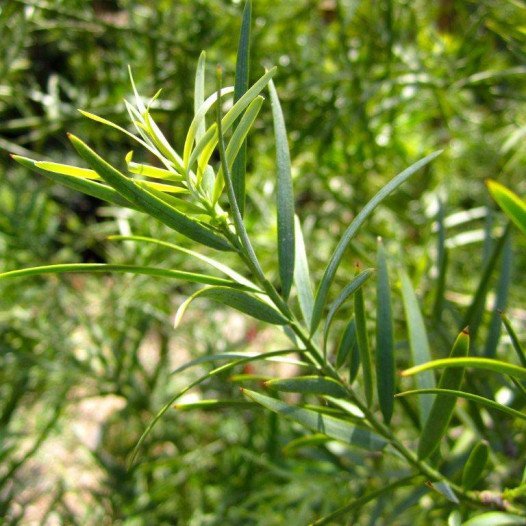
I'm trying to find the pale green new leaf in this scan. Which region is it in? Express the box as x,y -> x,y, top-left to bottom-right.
487,180 -> 526,237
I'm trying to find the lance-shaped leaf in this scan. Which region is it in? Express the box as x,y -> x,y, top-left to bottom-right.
402,357 -> 526,381
376,239 -> 395,424
487,179 -> 526,237
0,263 -> 243,288
242,389 -> 387,451
293,216 -> 314,327
175,286 -> 286,326
194,51 -> 207,144
355,267 -> 374,406
416,328 -> 470,459
268,79 -> 295,299
67,134 -> 231,251
400,268 -> 435,423
462,441 -> 489,490
336,319 -> 356,370
310,150 -> 442,334
12,155 -> 138,210
109,235 -> 259,291
265,376 -> 348,398
231,0 -> 252,215
323,268 -> 373,349
396,388 -> 526,422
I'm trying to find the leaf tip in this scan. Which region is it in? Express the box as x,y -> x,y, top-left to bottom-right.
462,326 -> 470,336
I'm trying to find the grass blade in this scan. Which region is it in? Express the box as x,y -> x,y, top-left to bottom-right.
242,389 -> 387,451
355,266 -> 374,406
376,238 -> 395,424
487,180 -> 526,237
310,150 -> 442,334
294,216 -> 315,327
231,0 -> 252,216
417,328 -> 470,460
67,134 -> 231,251
399,268 -> 436,423
269,79 -> 295,299
401,357 -> 526,381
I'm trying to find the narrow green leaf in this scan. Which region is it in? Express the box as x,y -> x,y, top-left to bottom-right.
134,181 -> 207,215
323,268 -> 373,350
417,328 -> 470,459
355,268 -> 374,406
231,0 -> 252,216
461,512 -> 526,526
310,150 -> 442,334
242,389 -> 387,451
500,313 -> 526,367
487,180 -> 526,237
402,357 -> 526,381
265,376 -> 348,398
171,350 -> 305,375
126,159 -> 183,181
396,388 -> 526,422
283,434 -> 331,454
268,79 -> 295,299
336,319 -> 356,370
294,216 -> 314,327
174,399 -> 254,411
0,263 -> 242,287
462,441 -> 490,490
200,287 -> 287,325
109,235 -> 259,291
400,268 -> 436,423
194,51 -> 207,144
12,155 -> 138,210
35,161 -> 100,179
376,238 -> 395,424
67,134 -> 231,251
426,480 -> 459,504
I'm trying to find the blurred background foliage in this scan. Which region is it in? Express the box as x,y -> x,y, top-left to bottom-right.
1,0 -> 525,524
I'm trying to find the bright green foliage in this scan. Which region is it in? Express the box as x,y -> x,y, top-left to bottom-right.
462,441 -> 490,490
